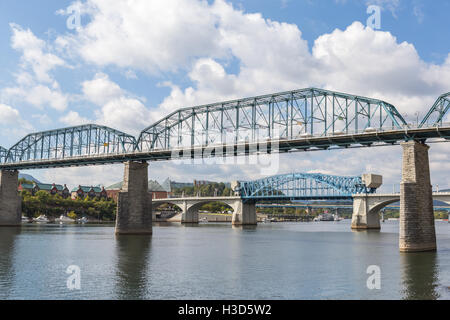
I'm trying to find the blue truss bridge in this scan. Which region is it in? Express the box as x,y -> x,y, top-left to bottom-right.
0,88 -> 449,170
236,173 -> 375,201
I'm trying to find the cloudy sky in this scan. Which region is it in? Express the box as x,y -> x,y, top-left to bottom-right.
0,0 -> 449,191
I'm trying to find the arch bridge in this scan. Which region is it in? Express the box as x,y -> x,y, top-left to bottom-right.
235,173 -> 378,201
152,172 -> 381,224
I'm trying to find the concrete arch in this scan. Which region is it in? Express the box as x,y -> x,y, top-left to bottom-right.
368,199 -> 400,216
186,200 -> 235,213
152,197 -> 257,225
352,195 -> 400,230
152,201 -> 183,212
152,201 -> 183,221
184,200 -> 236,223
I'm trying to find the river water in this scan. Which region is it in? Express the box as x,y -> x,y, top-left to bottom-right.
0,220 -> 449,300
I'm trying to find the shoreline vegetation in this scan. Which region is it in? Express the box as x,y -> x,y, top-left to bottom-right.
21,190 -> 116,222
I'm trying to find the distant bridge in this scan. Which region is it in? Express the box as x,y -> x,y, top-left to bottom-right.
235,173 -> 377,201
0,88 -> 449,170
152,172 -> 380,224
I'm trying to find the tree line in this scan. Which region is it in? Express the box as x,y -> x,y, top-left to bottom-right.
21,190 -> 116,221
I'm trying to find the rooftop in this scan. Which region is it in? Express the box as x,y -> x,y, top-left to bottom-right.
71,186 -> 103,193
20,182 -> 66,191
106,180 -> 167,192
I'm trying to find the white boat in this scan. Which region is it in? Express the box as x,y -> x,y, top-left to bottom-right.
317,213 -> 335,221
77,217 -> 88,224
34,215 -> 49,223
57,215 -> 75,223
22,216 -> 31,223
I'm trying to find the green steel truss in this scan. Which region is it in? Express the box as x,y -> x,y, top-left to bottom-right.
0,147 -> 7,163
137,88 -> 408,151
5,124 -> 136,163
0,89 -> 449,169
419,93 -> 450,127
237,172 -> 375,201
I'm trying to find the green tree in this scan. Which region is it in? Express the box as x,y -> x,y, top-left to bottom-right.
35,190 -> 51,204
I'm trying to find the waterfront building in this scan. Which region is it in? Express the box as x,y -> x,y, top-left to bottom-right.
71,185 -> 107,200
18,182 -> 70,198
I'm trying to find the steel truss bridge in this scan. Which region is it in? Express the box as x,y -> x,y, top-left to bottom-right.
0,88 -> 449,170
236,173 -> 374,201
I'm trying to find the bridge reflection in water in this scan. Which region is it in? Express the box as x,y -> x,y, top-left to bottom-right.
114,235 -> 152,300
0,227 -> 21,299
401,252 -> 440,300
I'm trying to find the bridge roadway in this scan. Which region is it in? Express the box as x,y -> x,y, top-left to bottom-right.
1,125 -> 450,170
152,193 -> 450,226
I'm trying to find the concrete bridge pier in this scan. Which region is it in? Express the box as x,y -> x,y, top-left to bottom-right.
115,161 -> 152,235
351,174 -> 384,230
181,201 -> 198,224
232,201 -> 257,226
351,195 -> 381,230
0,170 -> 21,226
399,141 -> 436,252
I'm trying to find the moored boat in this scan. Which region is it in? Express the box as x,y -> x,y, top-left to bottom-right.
57,215 -> 75,223
34,215 -> 49,223
76,217 -> 88,224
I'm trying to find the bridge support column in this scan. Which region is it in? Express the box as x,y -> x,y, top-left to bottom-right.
351,195 -> 381,230
0,170 -> 21,227
115,161 -> 152,235
182,201 -> 199,224
400,141 -> 436,252
232,201 -> 257,226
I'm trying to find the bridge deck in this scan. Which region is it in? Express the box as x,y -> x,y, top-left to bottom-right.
1,126 -> 449,170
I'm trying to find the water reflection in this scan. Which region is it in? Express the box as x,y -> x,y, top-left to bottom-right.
0,227 -> 21,298
114,235 -> 152,300
401,252 -> 440,300
232,225 -> 257,231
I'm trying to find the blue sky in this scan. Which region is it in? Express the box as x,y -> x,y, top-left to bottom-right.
0,0 -> 449,190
